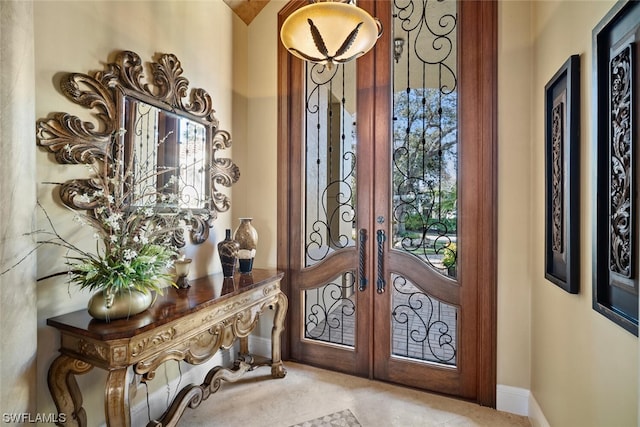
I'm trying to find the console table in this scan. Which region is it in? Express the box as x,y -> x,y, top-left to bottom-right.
47,269 -> 287,427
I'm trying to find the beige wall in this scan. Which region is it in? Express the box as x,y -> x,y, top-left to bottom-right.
497,0 -> 534,392
527,1 -> 638,426
0,1 -> 38,420
244,0 -> 287,270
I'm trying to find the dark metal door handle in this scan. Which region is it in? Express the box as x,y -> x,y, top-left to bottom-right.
376,229 -> 386,294
358,229 -> 368,291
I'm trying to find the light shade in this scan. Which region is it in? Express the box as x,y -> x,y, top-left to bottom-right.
280,1 -> 382,67
174,258 -> 192,277
174,258 -> 192,288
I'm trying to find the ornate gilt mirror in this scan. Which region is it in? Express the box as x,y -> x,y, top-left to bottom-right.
36,50 -> 240,246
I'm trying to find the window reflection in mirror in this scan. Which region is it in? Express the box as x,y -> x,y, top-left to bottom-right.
125,98 -> 210,211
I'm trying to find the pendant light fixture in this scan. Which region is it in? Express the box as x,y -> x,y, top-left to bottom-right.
280,0 -> 382,67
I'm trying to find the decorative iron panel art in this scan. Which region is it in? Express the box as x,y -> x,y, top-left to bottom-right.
551,100 -> 565,254
609,44 -> 633,280
304,272 -> 356,347
391,274 -> 457,365
544,54 -> 580,294
391,0 -> 458,278
592,1 -> 639,335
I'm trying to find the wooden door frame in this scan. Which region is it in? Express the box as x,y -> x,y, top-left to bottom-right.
465,0 -> 498,407
276,0 -> 497,407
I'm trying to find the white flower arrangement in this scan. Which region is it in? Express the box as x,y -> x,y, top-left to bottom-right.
11,129 -> 191,297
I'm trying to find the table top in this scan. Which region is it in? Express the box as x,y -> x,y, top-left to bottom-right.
47,269 -> 283,341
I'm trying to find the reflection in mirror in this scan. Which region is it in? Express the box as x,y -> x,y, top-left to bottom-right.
127,99 -> 209,211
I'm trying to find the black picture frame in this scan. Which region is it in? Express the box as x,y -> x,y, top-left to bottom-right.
544,55 -> 580,294
592,0 -> 639,336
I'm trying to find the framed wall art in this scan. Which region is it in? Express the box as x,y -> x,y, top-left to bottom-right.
544,54 -> 580,294
592,0 -> 639,336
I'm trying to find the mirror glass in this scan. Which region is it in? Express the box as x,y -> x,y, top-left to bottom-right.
126,98 -> 210,211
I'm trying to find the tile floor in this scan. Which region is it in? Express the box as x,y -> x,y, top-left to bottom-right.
178,362 -> 531,427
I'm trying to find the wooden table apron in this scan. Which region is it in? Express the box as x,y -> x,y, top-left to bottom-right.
46,269 -> 287,427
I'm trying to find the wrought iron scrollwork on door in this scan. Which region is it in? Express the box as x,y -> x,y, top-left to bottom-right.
391,0 -> 458,277
305,272 -> 356,347
391,274 -> 457,365
304,62 -> 357,266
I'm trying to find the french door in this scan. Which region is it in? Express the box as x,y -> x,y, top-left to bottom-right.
277,0 -> 497,405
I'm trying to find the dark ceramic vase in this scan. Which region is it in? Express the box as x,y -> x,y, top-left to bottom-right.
218,229 -> 239,278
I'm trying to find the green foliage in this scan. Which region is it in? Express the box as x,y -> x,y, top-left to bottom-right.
67,244 -> 175,295
392,88 -> 458,195
442,242 -> 457,268
404,212 -> 424,231
392,87 -> 459,245
402,212 -> 457,234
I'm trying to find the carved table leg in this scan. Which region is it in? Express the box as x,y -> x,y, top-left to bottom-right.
271,291 -> 288,378
48,354 -> 93,427
239,335 -> 249,356
105,367 -> 131,427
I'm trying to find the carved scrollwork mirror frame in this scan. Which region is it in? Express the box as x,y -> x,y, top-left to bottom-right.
36,50 -> 240,246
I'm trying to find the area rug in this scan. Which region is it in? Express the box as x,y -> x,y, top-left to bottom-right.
288,409 -> 362,427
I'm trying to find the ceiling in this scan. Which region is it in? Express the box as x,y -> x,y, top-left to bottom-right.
223,0 -> 272,25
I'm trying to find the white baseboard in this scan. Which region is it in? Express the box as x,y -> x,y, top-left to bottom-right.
248,334 -> 272,358
496,384 -> 530,416
496,385 -> 550,427
528,392 -> 551,427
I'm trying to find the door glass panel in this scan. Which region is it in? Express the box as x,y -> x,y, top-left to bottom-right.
391,274 -> 457,365
303,61 -> 358,349
391,0 -> 458,278
304,272 -> 356,347
304,62 -> 357,267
